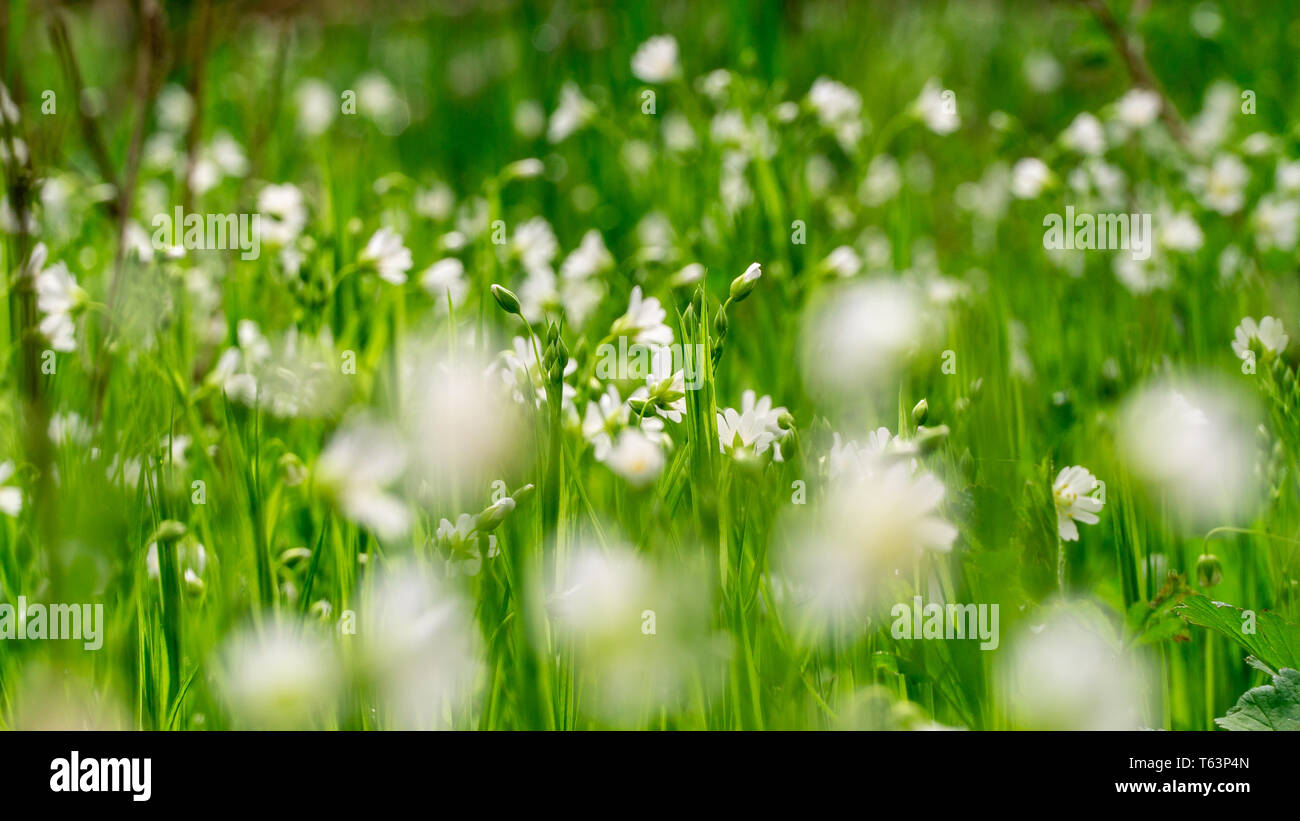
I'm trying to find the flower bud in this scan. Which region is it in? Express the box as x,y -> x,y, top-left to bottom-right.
1196,554 -> 1223,588
475,497 -> 516,532
491,283 -> 522,316
149,520 -> 188,545
729,262 -> 762,303
914,424 -> 949,454
911,398 -> 929,425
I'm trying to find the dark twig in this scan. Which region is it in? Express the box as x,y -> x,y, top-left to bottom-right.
1078,0 -> 1188,145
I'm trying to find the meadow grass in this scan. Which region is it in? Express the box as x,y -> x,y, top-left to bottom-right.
1,0 -> 1300,730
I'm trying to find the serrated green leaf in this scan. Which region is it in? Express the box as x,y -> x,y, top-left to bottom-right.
1176,594 -> 1300,671
1215,668 -> 1300,731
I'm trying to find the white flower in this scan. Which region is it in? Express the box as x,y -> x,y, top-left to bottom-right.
1118,380 -> 1261,528
295,79 -> 336,136
512,217 -> 558,274
671,262 -> 705,287
358,562 -> 480,728
1276,160 -> 1300,194
1232,316 -> 1288,359
1112,254 -> 1170,294
359,227 -> 413,285
860,154 -> 901,206
548,82 -> 595,143
1157,209 -> 1204,252
316,421 -> 410,539
808,76 -> 864,148
414,182 -> 455,221
611,285 -> 673,347
435,513 -> 499,576
419,258 -> 468,309
629,346 -> 686,423
1011,157 -> 1051,199
32,244 -> 85,353
631,35 -> 680,83
717,390 -> 787,462
1253,196 -> 1300,251
582,386 -> 629,461
914,79 -> 959,135
1022,52 -> 1063,93
781,461 -> 957,624
824,245 -> 862,277
0,461 -> 22,517
257,183 -> 307,245
1190,154 -> 1248,215
560,229 -> 613,280
1061,113 -> 1106,155
1115,88 -> 1161,128
1001,607 -> 1147,730
605,428 -> 665,488
799,279 -> 933,396
1052,465 -> 1104,541
217,622 -> 339,729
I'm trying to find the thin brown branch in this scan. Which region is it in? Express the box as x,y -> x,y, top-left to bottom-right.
1078,0 -> 1188,145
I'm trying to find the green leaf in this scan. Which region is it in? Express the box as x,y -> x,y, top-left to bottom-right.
1216,668 -> 1300,731
1175,594 -> 1300,671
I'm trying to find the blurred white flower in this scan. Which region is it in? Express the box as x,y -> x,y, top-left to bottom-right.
1001,606 -> 1147,730
1275,160 -> 1300,194
1157,209 -> 1204,252
824,245 -> 862,277
1117,379 -> 1261,528
359,562 -> 480,728
419,258 -> 468,309
1232,316 -> 1288,359
512,99 -> 546,139
1061,113 -> 1106,155
1023,52 -> 1063,93
1115,88 -> 1161,129
808,76 -> 864,149
860,154 -> 901,205
217,622 -> 340,729
0,460 -> 22,517
605,428 -> 666,488
799,279 -> 934,397
1011,157 -> 1051,199
548,82 -> 595,143
31,244 -> 85,353
560,229 -> 613,280
781,460 -> 956,625
914,79 -> 959,135
415,182 -> 455,221
360,227 -> 413,285
1253,196 -> 1300,251
316,420 -> 410,539
402,350 -> 524,500
512,217 -> 558,275
257,183 -> 307,245
1052,465 -> 1104,541
631,35 -> 680,83
1190,154 -> 1248,215
1113,254 -> 1170,294
295,79 -> 336,136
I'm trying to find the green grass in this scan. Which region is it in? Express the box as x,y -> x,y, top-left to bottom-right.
1,0 -> 1300,730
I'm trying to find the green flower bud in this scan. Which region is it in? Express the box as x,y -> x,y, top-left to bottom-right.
914,424 -> 949,454
475,497 -> 516,532
491,283 -> 522,316
1196,554 -> 1223,588
149,520 -> 188,545
729,262 -> 762,303
912,398 -> 929,425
